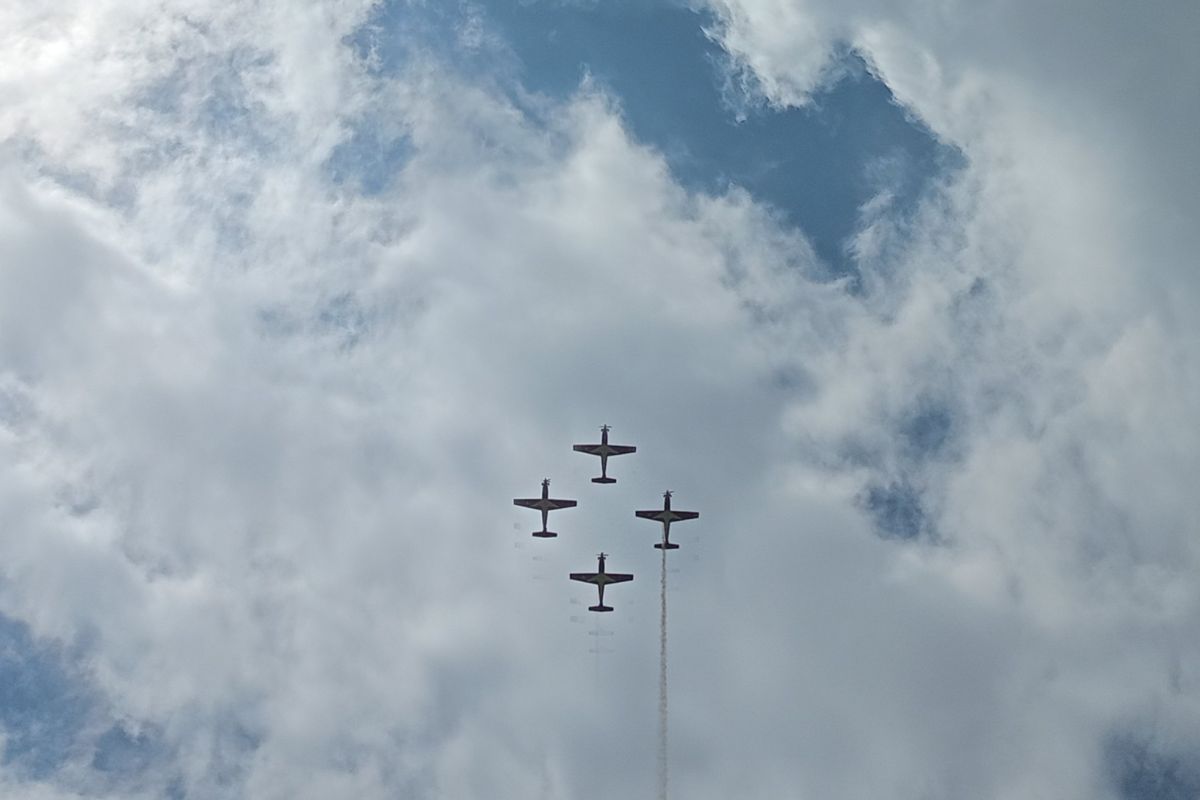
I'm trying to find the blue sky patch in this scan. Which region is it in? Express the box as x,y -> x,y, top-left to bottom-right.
326,124 -> 413,195
351,0 -> 963,277
1106,733 -> 1200,800
862,480 -> 925,540
0,614 -> 92,778
901,400 -> 956,458
91,721 -> 168,776
0,613 -> 175,788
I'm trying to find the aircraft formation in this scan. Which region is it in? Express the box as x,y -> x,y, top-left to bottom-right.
512,425 -> 699,612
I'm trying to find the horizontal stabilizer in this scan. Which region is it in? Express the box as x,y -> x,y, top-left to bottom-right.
532,531 -> 557,538
588,605 -> 614,612
592,477 -> 617,484
654,542 -> 680,550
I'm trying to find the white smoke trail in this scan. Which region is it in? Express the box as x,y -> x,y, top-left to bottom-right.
658,547 -> 669,800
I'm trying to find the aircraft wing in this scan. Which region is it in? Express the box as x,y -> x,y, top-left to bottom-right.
569,572 -> 599,584
605,573 -> 633,583
513,499 -> 540,509
674,511 -> 699,521
546,499 -> 577,510
573,444 -> 603,455
608,445 -> 636,455
635,510 -> 662,520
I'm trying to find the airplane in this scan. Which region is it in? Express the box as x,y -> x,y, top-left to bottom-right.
569,553 -> 633,612
635,490 -> 699,550
513,479 -> 577,538
573,425 -> 636,484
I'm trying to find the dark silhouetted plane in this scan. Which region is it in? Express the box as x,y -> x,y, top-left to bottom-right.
513,479 -> 577,538
569,553 -> 634,612
573,425 -> 636,484
635,490 -> 699,550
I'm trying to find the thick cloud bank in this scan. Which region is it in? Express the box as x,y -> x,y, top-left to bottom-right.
1,1 -> 1198,798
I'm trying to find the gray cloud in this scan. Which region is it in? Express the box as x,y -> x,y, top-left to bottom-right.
700,0 -> 1200,796
1,1 -> 1198,798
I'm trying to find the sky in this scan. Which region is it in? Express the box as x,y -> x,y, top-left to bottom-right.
1,1 -> 1198,798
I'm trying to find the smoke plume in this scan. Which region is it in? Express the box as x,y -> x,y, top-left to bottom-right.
658,547 -> 669,800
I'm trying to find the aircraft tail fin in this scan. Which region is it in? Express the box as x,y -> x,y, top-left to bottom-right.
589,604 -> 614,612
591,477 -> 617,484
653,542 -> 680,550
532,530 -> 558,538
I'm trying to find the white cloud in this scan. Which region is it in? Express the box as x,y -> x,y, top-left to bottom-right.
699,0 -> 1200,795
1,0 -> 1198,798
1,3 -> 808,794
